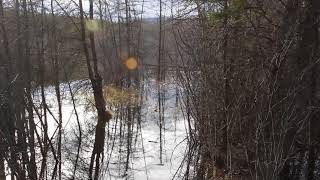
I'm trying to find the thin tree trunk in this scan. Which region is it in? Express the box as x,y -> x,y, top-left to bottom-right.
0,137 -> 5,180
22,0 -> 37,178
78,0 -> 110,179
65,74 -> 82,180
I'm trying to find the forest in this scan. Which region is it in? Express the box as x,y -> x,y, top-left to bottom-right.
0,0 -> 320,179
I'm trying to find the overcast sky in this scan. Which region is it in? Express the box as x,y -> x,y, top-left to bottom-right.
49,0 -> 192,18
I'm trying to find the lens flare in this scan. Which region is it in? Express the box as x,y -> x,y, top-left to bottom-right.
86,20 -> 99,32
125,57 -> 138,70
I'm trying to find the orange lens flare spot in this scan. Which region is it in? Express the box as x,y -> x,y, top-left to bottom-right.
125,57 -> 138,70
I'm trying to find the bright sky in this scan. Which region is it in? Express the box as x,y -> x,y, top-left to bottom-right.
49,0 -> 190,18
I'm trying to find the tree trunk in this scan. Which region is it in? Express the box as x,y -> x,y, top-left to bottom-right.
78,0 -> 110,179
